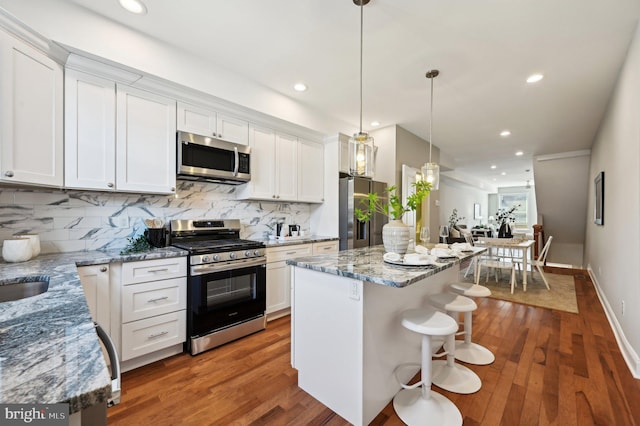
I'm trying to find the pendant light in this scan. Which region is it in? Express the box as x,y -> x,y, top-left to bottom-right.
348,0 -> 375,178
421,69 -> 440,190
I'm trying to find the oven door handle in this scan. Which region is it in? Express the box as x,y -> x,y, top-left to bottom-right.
191,257 -> 266,275
94,322 -> 121,407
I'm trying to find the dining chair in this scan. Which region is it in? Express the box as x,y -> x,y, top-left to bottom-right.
475,240 -> 518,293
514,236 -> 553,290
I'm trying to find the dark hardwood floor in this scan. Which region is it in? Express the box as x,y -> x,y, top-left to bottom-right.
107,268 -> 640,425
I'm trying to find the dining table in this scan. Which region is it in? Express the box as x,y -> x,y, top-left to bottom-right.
474,238 -> 536,287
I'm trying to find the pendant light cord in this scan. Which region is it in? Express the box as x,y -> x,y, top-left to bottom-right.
429,74 -> 433,163
359,0 -> 364,135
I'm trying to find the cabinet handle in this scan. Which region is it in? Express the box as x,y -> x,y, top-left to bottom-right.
170,187 -> 175,192
147,296 -> 169,303
107,182 -> 114,188
4,171 -> 13,177
286,251 -> 297,255
272,195 -> 276,198
148,268 -> 169,273
100,266 -> 107,272
148,330 -> 169,339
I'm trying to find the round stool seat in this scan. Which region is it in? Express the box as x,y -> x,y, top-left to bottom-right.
428,293 -> 477,313
448,282 -> 491,298
401,308 -> 458,336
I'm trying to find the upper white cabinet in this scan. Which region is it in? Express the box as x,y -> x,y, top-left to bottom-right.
177,101 -> 249,145
115,85 -> 177,194
237,125 -> 299,201
297,139 -> 324,203
0,29 -> 63,187
65,69 -> 116,191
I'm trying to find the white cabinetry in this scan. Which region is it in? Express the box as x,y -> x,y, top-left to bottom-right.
116,85 -> 177,194
77,264 -> 111,330
177,101 -> 249,145
265,243 -> 312,319
119,257 -> 187,369
297,139 -> 325,203
237,125 -> 299,202
64,70 -> 116,191
0,29 -> 63,187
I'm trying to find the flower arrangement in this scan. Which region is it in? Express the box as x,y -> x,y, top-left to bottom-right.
448,208 -> 465,230
355,180 -> 432,222
496,204 -> 520,225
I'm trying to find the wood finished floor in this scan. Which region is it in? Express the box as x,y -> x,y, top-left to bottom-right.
107,268 -> 640,425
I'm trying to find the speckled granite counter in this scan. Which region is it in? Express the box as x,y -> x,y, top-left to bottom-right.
0,247 -> 187,413
256,235 -> 338,248
287,245 -> 485,287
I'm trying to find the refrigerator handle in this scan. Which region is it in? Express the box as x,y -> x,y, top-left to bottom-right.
356,219 -> 367,241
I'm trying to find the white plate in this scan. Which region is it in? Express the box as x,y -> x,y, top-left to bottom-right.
384,258 -> 436,267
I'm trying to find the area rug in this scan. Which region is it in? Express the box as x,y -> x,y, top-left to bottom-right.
458,262 -> 579,313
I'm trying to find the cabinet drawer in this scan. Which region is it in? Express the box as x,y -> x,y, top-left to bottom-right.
122,277 -> 186,323
122,257 -> 186,285
121,311 -> 186,361
266,243 -> 313,263
312,241 -> 339,255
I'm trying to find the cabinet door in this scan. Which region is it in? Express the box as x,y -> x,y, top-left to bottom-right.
245,124 -> 277,199
77,264 -> 111,332
116,85 -> 177,194
275,132 -> 298,201
297,139 -> 324,203
266,260 -> 290,314
217,113 -> 249,145
0,30 -> 63,187
64,69 -> 116,191
176,101 -> 217,137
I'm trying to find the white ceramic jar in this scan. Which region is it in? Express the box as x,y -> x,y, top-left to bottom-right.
2,238 -> 33,262
16,234 -> 40,257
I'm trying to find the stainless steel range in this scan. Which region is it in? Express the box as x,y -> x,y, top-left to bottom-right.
170,219 -> 266,355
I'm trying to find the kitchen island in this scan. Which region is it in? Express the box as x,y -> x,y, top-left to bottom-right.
287,245 -> 485,426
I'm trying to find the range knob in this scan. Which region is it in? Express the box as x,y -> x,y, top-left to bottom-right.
254,250 -> 261,256
245,250 -> 252,257
212,254 -> 220,262
202,256 -> 210,263
229,252 -> 236,259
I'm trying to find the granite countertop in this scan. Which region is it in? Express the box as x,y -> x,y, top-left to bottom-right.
255,235 -> 338,248
0,247 -> 187,413
286,245 -> 486,288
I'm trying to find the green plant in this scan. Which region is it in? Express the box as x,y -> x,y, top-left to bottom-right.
448,208 -> 465,229
496,204 -> 520,225
120,234 -> 151,255
355,180 -> 432,222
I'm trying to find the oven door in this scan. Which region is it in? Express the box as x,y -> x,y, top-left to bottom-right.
188,263 -> 266,338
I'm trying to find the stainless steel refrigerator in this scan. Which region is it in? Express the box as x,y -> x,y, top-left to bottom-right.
339,177 -> 388,250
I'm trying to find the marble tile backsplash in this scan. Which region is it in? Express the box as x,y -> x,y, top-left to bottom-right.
0,181 -> 310,253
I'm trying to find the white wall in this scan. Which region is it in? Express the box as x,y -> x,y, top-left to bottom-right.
585,22 -> 640,377
438,177 -> 490,232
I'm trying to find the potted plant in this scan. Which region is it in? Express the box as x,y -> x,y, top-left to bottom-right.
447,208 -> 465,239
355,180 -> 432,254
496,204 -> 520,238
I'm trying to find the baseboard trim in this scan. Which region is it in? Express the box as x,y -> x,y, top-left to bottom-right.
587,265 -> 640,378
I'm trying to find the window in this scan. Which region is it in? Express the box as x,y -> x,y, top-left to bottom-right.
498,193 -> 528,226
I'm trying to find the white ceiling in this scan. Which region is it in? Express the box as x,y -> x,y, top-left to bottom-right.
4,0 -> 640,188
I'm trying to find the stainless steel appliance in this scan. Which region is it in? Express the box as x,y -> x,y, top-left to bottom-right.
339,176 -> 388,250
177,131 -> 251,184
170,219 -> 266,355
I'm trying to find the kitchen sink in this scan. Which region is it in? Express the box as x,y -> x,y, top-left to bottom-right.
0,277 -> 49,303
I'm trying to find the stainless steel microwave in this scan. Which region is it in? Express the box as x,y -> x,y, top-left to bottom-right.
177,131 -> 251,184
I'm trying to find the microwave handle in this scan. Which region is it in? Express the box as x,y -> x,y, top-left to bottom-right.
233,146 -> 239,177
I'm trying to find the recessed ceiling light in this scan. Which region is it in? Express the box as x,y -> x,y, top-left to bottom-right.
119,0 -> 147,14
501,172 -> 507,176
490,165 -> 497,169
370,121 -> 380,127
500,130 -> 511,137
515,151 -> 524,156
293,83 -> 307,92
526,73 -> 544,83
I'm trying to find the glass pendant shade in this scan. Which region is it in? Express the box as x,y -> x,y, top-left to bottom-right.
421,162 -> 440,190
348,132 -> 375,177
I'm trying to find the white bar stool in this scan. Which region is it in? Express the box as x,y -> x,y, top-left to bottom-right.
427,293 -> 482,395
393,308 -> 462,426
448,282 -> 496,365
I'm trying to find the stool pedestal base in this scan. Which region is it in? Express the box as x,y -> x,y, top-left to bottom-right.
393,388 -> 462,426
454,341 -> 495,365
432,360 -> 482,394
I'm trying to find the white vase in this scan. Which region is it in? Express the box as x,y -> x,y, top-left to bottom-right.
16,234 -> 40,257
2,238 -> 33,263
382,219 -> 411,254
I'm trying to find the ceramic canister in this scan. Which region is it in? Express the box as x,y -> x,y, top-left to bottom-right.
16,234 -> 40,257
2,238 -> 33,263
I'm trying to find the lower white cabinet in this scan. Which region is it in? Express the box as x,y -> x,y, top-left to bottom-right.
121,311 -> 186,361
265,244 -> 312,319
312,240 -> 339,255
77,264 -> 111,331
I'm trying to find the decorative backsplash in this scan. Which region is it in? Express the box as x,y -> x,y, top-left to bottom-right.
0,181 -> 310,253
